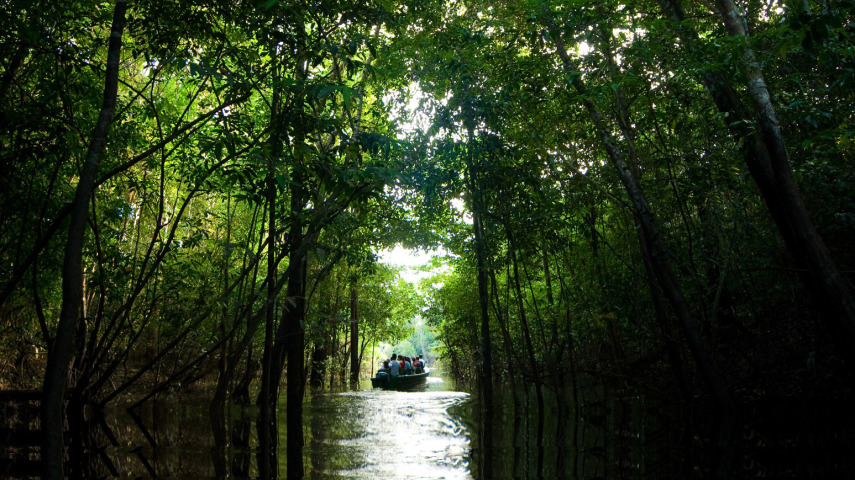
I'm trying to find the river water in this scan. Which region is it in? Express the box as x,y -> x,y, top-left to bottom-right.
47,375 -> 475,479
306,377 -> 472,479
4,373 -> 854,478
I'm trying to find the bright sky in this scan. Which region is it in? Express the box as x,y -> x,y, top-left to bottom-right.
378,244 -> 446,284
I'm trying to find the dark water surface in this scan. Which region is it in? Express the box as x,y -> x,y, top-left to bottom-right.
63,375 -> 473,479
3,374 -> 854,478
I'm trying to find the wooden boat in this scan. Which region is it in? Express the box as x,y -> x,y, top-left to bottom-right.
370,369 -> 430,391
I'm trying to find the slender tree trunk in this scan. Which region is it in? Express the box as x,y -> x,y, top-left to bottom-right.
587,204 -> 627,375
600,31 -> 693,400
269,161 -> 310,479
657,0 -> 855,362
544,11 -> 734,417
490,268 -> 521,387
310,343 -> 326,389
464,124 -> 494,480
712,0 -> 855,359
257,191 -> 277,478
554,354 -> 570,480
268,207 -> 310,479
311,301 -> 331,389
506,229 -> 545,477
349,282 -> 359,389
328,322 -> 338,390
257,65 -> 285,477
473,209 -> 494,478
210,194 -> 235,477
40,3 -> 127,478
542,250 -> 554,306
282,245 -> 307,480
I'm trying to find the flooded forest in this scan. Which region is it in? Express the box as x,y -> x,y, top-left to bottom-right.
2,0 -> 855,478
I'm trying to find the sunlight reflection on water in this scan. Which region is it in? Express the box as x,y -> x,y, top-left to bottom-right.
307,377 -> 473,479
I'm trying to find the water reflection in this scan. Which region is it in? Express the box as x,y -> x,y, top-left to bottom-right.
42,377 -> 473,479
4,375 -> 852,478
308,377 -> 472,479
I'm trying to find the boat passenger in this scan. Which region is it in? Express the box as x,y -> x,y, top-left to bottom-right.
388,354 -> 400,377
404,357 -> 413,375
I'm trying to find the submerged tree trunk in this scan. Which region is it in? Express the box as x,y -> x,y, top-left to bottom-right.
349,282 -> 359,389
282,246 -> 308,480
257,189 -> 278,478
506,229 -> 546,477
464,124 -> 494,480
269,165 -> 310,479
40,3 -> 127,478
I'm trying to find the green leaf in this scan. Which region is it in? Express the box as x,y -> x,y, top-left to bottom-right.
317,85 -> 336,99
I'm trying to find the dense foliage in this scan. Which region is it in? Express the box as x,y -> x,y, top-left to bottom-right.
1,0 -> 854,478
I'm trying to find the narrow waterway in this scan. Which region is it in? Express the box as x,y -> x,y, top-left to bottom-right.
29,375 -> 475,479
307,377 -> 472,479
4,373 -> 854,478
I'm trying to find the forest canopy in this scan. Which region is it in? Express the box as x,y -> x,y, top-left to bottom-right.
1,0 -> 854,478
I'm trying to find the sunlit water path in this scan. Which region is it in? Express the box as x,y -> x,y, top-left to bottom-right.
307,377 -> 472,479
6,373 -> 850,478
20,376 -> 476,478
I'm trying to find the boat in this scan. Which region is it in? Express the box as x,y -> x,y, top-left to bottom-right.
370,369 -> 430,391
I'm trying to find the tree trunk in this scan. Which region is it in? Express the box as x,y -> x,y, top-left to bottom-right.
600,30 -> 692,400
490,267 -> 521,386
713,0 -> 855,360
310,342 -> 326,389
257,191 -> 277,478
269,165 -> 310,479
256,62 -> 286,477
211,194 -> 234,478
657,0 -> 855,362
544,10 -> 734,416
40,2 -> 127,478
506,229 -> 545,477
283,246 -> 307,480
464,124 -> 494,480
349,282 -> 359,389
328,321 -> 338,390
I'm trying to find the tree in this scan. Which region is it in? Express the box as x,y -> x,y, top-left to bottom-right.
41,3 -> 127,477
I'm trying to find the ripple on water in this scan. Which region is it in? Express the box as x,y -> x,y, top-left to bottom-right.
308,389 -> 473,479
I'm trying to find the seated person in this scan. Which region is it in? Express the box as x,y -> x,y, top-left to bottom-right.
388,354 -> 400,377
